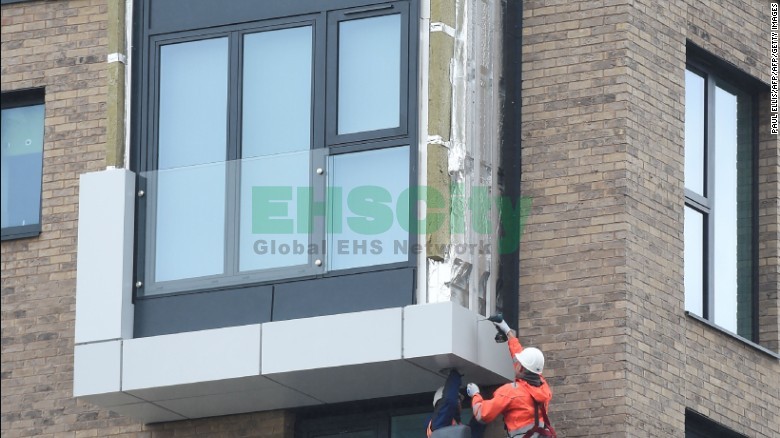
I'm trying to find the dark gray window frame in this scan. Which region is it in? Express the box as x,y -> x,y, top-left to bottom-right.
685,44 -> 761,343
326,3 -> 411,146
130,0 -> 419,335
1,88 -> 45,241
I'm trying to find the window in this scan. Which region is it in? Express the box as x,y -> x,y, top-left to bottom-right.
297,408 -> 437,438
132,0 -> 418,335
1,88 -> 45,240
685,410 -> 748,438
684,56 -> 758,340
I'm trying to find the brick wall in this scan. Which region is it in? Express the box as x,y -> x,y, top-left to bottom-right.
625,0 -> 780,436
622,0 -> 688,435
758,90 -> 780,353
521,0 -> 779,436
520,0 -> 632,435
0,1 -> 293,437
1,1 -> 111,436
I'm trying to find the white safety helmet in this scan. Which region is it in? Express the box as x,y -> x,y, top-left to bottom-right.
515,347 -> 545,375
432,386 -> 445,407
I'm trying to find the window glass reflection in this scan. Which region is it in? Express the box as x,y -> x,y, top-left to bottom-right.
153,163 -> 226,283
328,146 -> 409,270
712,84 -> 753,337
684,69 -> 705,195
391,413 -> 435,438
154,38 -> 229,283
0,104 -> 44,229
158,38 -> 228,168
338,14 -> 401,134
239,152 -> 312,272
243,26 -> 312,157
684,206 -> 704,317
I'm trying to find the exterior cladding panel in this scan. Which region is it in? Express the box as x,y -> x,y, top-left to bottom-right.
1,1 -> 778,438
521,0 -> 779,437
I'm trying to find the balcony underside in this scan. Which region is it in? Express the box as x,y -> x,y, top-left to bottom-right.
74,302 -> 514,423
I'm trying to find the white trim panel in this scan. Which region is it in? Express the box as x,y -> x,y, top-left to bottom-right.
262,308 -> 403,374
122,324 -> 261,391
75,169 -> 135,344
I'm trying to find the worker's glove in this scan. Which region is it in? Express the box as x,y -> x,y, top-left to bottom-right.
488,313 -> 512,335
466,383 -> 480,397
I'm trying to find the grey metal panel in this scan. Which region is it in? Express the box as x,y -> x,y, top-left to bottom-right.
147,0 -> 408,35
272,268 -> 414,321
133,285 -> 272,337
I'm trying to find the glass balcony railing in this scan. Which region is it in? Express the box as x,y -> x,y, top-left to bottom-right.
137,146 -> 411,296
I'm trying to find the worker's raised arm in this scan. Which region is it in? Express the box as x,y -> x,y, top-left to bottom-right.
507,331 -> 523,357
469,384 -> 512,424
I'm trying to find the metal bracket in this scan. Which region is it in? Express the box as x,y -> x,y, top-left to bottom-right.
430,22 -> 456,38
107,52 -> 127,64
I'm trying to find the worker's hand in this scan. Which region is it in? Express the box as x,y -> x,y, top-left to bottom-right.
466,383 -> 480,397
493,319 -> 512,335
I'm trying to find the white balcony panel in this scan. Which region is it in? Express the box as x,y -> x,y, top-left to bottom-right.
404,302 -> 513,384
122,325 -> 261,392
76,304 -> 513,423
75,169 -> 135,343
73,341 -> 140,407
261,308 -> 403,374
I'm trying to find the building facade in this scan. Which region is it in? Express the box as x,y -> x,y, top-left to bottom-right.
1,0 -> 778,437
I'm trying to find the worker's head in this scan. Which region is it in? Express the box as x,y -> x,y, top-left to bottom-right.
514,347 -> 545,375
432,386 -> 465,408
432,386 -> 445,407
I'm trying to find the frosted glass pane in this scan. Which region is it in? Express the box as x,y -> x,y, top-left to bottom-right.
243,26 -> 312,157
153,38 -> 228,284
338,14 -> 401,134
159,38 -> 228,169
684,69 -> 705,195
328,146 -> 409,270
239,152 -> 312,271
1,104 -> 44,228
153,163 -> 226,283
684,206 -> 704,316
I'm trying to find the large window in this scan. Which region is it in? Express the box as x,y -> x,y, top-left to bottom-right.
1,88 -> 45,240
132,0 -> 418,334
684,58 -> 757,340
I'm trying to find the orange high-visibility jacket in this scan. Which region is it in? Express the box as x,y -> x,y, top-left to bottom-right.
471,338 -> 553,431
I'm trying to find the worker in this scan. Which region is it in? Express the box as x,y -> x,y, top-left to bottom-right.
427,369 -> 486,438
466,316 -> 556,438
427,369 -> 463,436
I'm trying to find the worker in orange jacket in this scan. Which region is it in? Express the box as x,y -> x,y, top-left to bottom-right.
466,317 -> 554,438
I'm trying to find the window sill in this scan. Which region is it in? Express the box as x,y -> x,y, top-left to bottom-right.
685,311 -> 780,360
1,225 -> 42,241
